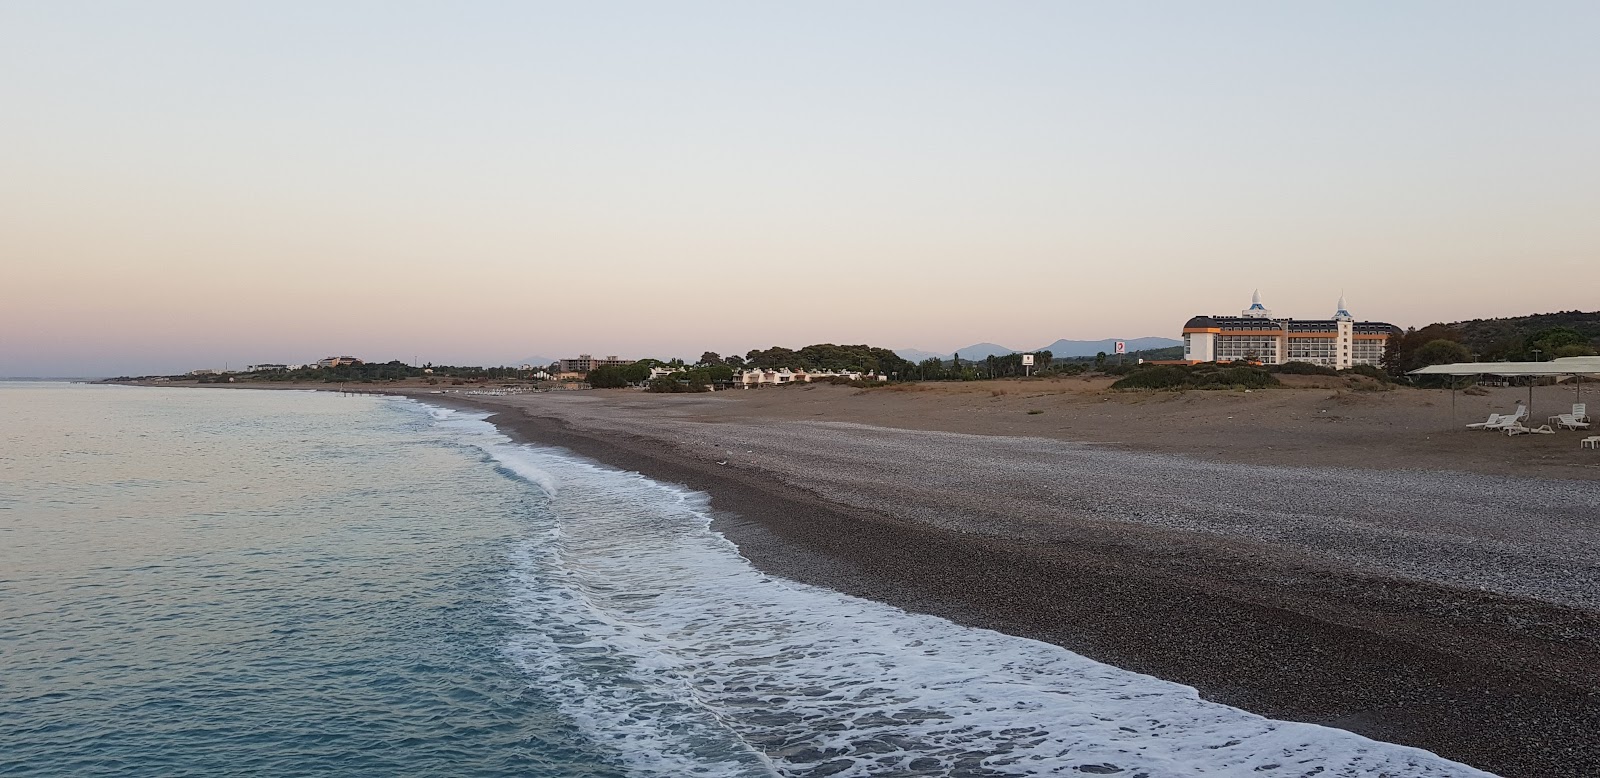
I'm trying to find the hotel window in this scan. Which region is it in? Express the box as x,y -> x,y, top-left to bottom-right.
1215,335 -> 1278,363
1287,337 -> 1337,365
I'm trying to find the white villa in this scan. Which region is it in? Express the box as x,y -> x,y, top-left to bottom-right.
734,368 -> 887,388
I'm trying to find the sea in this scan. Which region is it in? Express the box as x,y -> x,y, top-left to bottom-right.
0,382 -> 1497,777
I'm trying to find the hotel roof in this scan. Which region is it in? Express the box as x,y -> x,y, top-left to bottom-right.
1184,315 -> 1398,333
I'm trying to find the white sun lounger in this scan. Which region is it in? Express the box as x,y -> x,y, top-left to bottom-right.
1506,423 -> 1555,436
1466,413 -> 1502,430
1484,409 -> 1527,432
1582,436 -> 1600,450
1552,413 -> 1592,431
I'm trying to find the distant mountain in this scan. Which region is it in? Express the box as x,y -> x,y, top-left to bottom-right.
948,342 -> 1018,361
895,337 -> 1182,363
893,348 -> 948,363
1034,337 -> 1182,358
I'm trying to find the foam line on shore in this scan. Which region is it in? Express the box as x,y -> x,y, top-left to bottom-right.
408,399 -> 1499,778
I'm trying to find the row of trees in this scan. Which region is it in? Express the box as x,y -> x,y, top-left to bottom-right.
1381,323 -> 1599,376
230,361 -> 540,383
736,344 -> 913,375
586,360 -> 735,390
902,351 -> 1064,381
1450,311 -> 1600,361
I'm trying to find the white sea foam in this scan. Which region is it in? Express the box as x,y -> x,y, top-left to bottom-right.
413,401 -> 1499,778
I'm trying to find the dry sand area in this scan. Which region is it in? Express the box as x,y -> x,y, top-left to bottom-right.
411,378 -> 1600,778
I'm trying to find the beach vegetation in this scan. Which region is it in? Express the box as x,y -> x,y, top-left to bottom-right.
1111,364 -> 1279,391
1381,310 -> 1600,369
1410,339 -> 1472,368
899,351 -> 1053,381
586,365 -> 633,389
744,344 -> 914,378
1340,364 -> 1390,382
1272,361 -> 1339,376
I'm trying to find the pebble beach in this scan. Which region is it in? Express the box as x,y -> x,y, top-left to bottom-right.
419,381 -> 1600,778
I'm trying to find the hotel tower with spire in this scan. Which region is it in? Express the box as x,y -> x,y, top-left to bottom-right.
1180,291 -> 1399,368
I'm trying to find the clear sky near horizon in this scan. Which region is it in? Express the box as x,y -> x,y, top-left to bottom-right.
3,2 -> 1597,376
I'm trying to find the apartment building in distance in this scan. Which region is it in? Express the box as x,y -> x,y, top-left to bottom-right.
558,354 -> 635,373
1180,291 -> 1398,369
314,356 -> 365,368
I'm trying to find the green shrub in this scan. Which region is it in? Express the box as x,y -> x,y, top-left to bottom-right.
645,377 -> 707,393
1111,364 -> 1279,391
1110,366 -> 1190,389
1273,361 -> 1338,376
1340,364 -> 1390,382
586,365 -> 632,388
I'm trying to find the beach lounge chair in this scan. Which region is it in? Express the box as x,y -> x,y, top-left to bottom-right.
1549,404 -> 1591,425
1506,423 -> 1555,436
1466,413 -> 1502,430
1582,436 -> 1600,450
1484,408 -> 1527,432
1552,413 -> 1591,431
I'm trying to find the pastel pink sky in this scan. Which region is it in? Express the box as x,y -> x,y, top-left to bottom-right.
3,2 -> 1597,375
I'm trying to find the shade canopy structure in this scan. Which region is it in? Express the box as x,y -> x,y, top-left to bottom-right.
1408,356 -> 1600,377
1410,356 -> 1600,426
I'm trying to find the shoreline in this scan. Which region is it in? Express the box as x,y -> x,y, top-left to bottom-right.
414,391 -> 1598,778
112,381 -> 1600,776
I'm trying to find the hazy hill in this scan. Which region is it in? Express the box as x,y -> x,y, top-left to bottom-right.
892,348 -> 948,363
947,343 -> 1019,361
1035,337 -> 1182,358
1440,310 -> 1600,360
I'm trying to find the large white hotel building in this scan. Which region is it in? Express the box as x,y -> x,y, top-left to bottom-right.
1180,292 -> 1398,369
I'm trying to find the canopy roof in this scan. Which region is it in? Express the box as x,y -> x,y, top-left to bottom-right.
1410,356 -> 1600,376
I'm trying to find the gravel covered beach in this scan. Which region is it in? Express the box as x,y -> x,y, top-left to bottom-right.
415,382 -> 1598,776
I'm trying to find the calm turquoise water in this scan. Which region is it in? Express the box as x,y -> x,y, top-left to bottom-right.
0,383 -> 619,777
0,383 -> 1498,777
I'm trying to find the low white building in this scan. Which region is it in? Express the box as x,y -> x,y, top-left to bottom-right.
734,368 -> 887,388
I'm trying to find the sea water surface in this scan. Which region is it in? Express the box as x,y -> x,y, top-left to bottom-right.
1,383 -> 1496,777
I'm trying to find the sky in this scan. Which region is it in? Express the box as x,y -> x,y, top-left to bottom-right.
3,2 -> 1598,376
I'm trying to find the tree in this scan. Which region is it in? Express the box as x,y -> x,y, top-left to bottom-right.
1381,328 -> 1409,376
620,362 -> 653,383
1410,339 -> 1471,369
1553,344 -> 1598,358
1529,327 -> 1587,358
586,365 -> 632,388
724,355 -> 746,369
699,352 -> 721,366
1094,351 -> 1107,368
